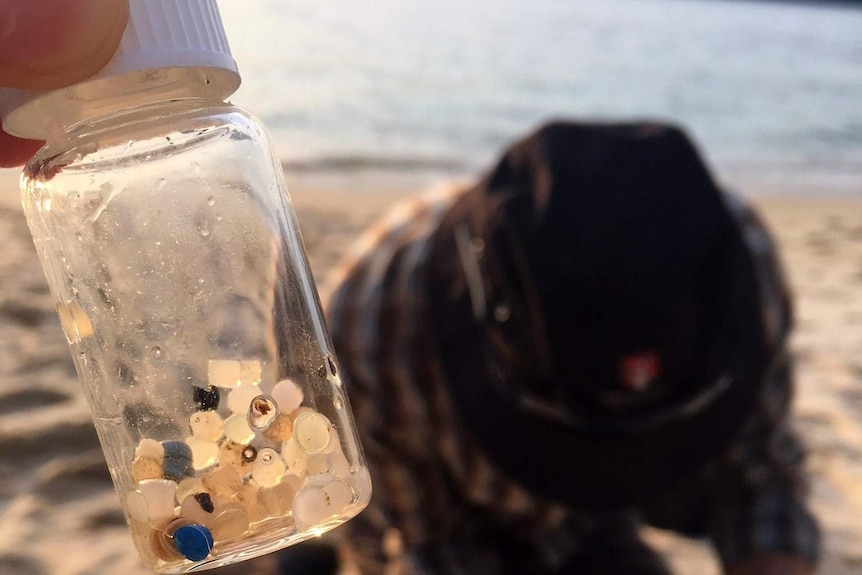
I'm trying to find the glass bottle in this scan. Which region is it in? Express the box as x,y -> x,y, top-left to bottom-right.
0,1 -> 370,572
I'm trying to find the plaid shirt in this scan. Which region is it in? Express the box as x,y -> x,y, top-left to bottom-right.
323,185 -> 820,574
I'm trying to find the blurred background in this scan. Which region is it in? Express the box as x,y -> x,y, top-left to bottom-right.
218,0 -> 862,197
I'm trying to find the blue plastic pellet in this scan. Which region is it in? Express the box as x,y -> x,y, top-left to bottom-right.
174,524 -> 214,562
162,441 -> 194,481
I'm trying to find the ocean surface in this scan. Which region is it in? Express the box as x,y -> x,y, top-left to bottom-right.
219,0 -> 862,196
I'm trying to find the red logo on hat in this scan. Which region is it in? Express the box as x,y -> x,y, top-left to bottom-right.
619,351 -> 661,392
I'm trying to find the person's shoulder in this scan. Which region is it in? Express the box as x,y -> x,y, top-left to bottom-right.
319,180 -> 469,310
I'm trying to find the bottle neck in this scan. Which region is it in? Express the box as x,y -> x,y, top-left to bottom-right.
62,97 -> 221,140
3,66 -> 239,142
25,99 -> 237,183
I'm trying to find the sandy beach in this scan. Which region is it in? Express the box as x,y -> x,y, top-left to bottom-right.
0,168 -> 859,575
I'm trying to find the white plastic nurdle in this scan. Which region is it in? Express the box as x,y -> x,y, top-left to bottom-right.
0,0 -> 240,140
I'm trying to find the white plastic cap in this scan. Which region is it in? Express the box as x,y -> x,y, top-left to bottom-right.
0,0 -> 241,140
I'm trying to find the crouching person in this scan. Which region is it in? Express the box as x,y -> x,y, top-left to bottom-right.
312,122 -> 819,575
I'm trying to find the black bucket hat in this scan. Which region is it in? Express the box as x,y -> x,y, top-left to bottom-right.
427,121 -> 769,509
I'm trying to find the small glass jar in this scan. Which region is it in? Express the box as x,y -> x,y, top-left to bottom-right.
20,98 -> 371,572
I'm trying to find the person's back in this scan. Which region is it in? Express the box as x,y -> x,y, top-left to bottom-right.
320,121 -> 819,575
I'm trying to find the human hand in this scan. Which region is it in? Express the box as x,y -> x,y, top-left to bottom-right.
0,0 -> 129,167
728,554 -> 815,575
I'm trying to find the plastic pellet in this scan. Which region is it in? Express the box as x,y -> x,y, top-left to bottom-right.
329,450 -> 351,479
135,438 -> 165,462
251,448 -> 286,487
241,445 -> 258,463
189,411 -> 224,441
208,359 -> 241,388
262,413 -> 293,442
312,430 -> 349,475
228,385 -> 262,415
306,454 -> 329,476
217,441 -> 254,475
202,465 -> 243,499
126,489 -> 150,523
163,440 -> 193,460
132,455 -> 164,482
68,300 -> 94,339
248,395 -> 278,430
281,437 -> 309,476
180,493 -> 218,525
208,501 -> 249,541
151,517 -> 193,562
223,414 -> 255,445
293,411 -> 332,454
321,429 -> 342,455
258,476 -> 301,517
271,379 -> 303,413
324,430 -> 342,455
57,301 -> 76,343
236,482 -> 268,524
239,361 -> 261,386
323,479 -> 355,512
163,459 -> 194,481
57,300 -> 94,343
137,479 -> 177,522
292,485 -> 331,530
186,436 -> 219,470
176,477 -> 206,503
162,441 -> 194,481
194,492 -> 215,513
193,385 -> 220,411
174,524 -> 213,561
288,406 -> 316,423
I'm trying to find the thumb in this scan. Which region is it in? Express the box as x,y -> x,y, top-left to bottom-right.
0,0 -> 129,90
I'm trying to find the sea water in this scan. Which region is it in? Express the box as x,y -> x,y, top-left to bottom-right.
221,0 -> 862,197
